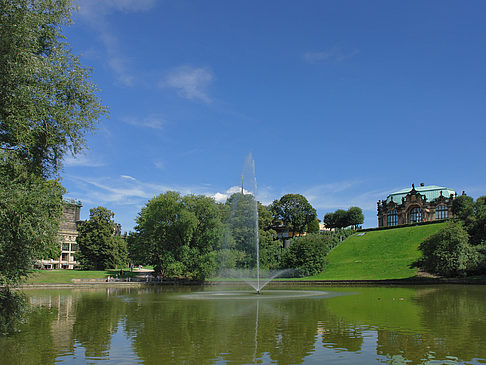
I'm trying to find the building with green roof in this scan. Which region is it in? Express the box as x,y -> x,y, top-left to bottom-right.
377,183 -> 457,227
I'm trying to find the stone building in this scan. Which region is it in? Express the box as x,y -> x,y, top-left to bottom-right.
39,200 -> 82,269
377,184 -> 456,227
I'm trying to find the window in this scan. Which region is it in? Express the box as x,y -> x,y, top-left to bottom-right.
387,210 -> 398,226
410,207 -> 422,223
435,205 -> 448,220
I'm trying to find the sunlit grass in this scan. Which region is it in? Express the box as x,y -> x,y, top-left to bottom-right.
24,268 -> 140,284
311,223 -> 446,280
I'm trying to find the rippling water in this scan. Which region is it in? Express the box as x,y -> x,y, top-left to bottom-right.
1,285 -> 485,364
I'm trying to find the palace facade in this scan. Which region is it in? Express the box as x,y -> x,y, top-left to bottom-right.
377,184 -> 457,227
39,200 -> 82,269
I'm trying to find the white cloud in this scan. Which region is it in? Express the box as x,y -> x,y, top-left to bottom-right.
211,185 -> 252,202
161,66 -> 214,103
153,160 -> 165,169
303,47 -> 359,64
121,175 -> 136,181
64,153 -> 105,167
122,114 -> 165,129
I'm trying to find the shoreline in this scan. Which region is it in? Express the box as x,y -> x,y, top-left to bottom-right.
17,277 -> 486,289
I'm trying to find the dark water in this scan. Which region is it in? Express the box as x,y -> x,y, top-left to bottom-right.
1,285 -> 485,364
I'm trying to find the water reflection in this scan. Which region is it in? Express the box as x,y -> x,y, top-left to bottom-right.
0,285 -> 484,364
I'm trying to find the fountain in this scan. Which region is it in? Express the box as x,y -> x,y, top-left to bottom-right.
219,153 -> 289,294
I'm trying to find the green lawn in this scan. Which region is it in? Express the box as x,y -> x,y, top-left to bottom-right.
310,223 -> 446,280
24,268 -> 139,284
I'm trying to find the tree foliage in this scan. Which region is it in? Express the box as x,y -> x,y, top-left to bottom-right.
0,0 -> 106,281
76,207 -> 127,270
347,207 -> 364,229
324,207 -> 364,229
225,193 -> 258,268
131,192 -> 223,280
419,221 -> 480,277
452,195 -> 475,226
469,196 -> 486,246
0,0 -> 107,178
283,234 -> 330,277
0,162 -> 64,285
306,219 -> 320,234
271,194 -> 317,235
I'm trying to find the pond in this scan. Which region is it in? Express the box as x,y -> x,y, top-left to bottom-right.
1,284 -> 485,364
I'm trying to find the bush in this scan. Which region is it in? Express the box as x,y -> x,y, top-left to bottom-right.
283,234 -> 330,277
419,221 -> 480,277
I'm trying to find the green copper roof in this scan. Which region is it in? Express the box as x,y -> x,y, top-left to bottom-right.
386,185 -> 456,204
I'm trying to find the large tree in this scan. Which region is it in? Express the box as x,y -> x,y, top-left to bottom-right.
271,194 -> 317,236
0,0 -> 107,177
76,207 -> 127,270
131,192 -> 223,280
0,0 -> 106,288
0,162 -> 64,285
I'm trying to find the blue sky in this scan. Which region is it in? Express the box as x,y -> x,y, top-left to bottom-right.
62,0 -> 486,232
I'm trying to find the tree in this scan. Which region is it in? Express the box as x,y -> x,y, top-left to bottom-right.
271,194 -> 317,236
323,212 -> 337,229
283,234 -> 330,277
347,207 -> 364,229
224,192 -> 259,268
469,196 -> 486,246
76,207 -> 127,270
0,0 -> 106,280
0,0 -> 106,333
324,207 -> 364,230
306,219 -> 320,233
0,0 -> 107,178
452,195 -> 475,225
333,209 -> 349,229
0,163 -> 64,285
132,192 -> 223,280
419,221 -> 480,277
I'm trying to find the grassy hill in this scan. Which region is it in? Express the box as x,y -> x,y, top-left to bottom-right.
310,223 -> 446,280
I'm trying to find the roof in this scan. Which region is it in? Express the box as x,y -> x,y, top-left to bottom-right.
386,185 -> 456,204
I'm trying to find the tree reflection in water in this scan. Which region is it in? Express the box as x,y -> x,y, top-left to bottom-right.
0,285 -> 485,364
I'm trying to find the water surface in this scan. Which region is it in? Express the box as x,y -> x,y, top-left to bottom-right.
1,285 -> 485,364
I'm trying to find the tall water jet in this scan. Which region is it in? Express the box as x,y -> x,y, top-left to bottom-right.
220,153 -> 289,293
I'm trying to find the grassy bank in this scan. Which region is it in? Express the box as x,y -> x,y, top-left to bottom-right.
24,268 -> 140,284
310,223 -> 446,280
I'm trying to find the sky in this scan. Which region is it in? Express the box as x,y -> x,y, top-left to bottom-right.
61,0 -> 486,232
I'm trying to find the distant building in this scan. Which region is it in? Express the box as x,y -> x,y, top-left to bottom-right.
377,184 -> 457,227
39,200 -> 82,269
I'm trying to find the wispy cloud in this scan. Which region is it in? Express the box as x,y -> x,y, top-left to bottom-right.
303,47 -> 359,64
64,153 -> 106,167
153,160 -> 165,169
303,180 -> 384,212
76,0 -> 156,86
122,114 -> 165,129
161,66 -> 214,103
121,175 -> 136,181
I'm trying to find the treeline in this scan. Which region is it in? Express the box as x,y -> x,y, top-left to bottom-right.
76,192 -> 359,280
323,207 -> 364,229
419,195 -> 486,277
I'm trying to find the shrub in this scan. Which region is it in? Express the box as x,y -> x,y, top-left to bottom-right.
419,221 -> 480,277
283,234 -> 330,277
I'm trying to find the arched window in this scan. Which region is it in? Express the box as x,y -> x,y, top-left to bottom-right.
410,207 -> 422,224
435,205 -> 448,220
387,210 -> 398,226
